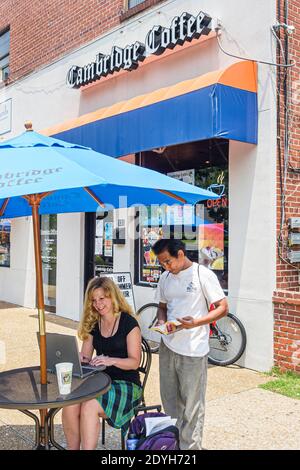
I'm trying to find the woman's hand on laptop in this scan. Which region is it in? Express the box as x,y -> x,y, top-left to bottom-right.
90,355 -> 115,367
80,352 -> 91,363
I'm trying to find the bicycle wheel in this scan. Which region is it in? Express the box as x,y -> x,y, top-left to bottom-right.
136,303 -> 160,353
208,313 -> 247,366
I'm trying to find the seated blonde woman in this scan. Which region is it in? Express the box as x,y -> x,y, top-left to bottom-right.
62,276 -> 142,450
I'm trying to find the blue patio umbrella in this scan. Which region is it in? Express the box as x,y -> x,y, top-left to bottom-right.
0,123 -> 218,383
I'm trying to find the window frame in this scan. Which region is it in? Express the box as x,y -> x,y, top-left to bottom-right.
126,0 -> 146,10
0,27 -> 10,81
121,0 -> 165,21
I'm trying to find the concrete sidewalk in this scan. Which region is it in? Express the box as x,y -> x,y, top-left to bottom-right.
0,302 -> 299,450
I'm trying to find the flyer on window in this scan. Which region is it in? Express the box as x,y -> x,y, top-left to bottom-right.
104,222 -> 113,257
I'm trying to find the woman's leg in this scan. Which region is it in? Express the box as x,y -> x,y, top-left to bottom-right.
62,404 -> 82,450
80,398 -> 107,450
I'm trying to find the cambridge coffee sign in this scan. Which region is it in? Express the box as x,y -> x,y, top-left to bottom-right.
67,11 -> 212,89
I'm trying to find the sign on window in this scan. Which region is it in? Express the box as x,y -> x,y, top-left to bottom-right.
99,272 -> 135,312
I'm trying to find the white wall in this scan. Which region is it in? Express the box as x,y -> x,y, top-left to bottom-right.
229,140 -> 276,370
0,218 -> 35,307
56,213 -> 85,320
0,0 -> 277,370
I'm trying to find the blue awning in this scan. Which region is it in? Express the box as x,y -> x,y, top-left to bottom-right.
44,61 -> 258,157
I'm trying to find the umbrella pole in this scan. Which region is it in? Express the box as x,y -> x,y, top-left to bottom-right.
24,192 -> 54,448
27,195 -> 47,385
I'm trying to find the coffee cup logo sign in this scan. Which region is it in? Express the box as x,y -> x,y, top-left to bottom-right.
67,11 -> 212,89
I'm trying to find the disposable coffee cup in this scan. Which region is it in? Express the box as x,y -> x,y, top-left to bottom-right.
55,362 -> 73,395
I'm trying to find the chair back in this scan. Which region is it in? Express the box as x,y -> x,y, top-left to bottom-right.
138,337 -> 152,407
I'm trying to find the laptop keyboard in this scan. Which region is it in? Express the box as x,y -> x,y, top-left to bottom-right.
81,363 -> 106,371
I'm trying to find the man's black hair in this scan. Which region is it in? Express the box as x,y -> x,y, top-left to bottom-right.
152,239 -> 186,257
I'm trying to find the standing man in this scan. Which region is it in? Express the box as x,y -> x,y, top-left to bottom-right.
152,239 -> 228,450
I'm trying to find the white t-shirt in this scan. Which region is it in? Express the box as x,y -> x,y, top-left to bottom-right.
155,263 -> 225,357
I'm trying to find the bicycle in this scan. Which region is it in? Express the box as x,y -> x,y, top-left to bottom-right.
136,303 -> 247,366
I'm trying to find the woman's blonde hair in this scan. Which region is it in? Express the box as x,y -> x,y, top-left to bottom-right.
78,276 -> 134,340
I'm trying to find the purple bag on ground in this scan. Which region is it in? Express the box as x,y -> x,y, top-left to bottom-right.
128,412 -> 180,450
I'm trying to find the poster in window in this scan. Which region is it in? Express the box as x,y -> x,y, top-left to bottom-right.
198,223 -> 224,270
141,227 -> 164,283
104,222 -> 113,257
166,205 -> 194,226
142,227 -> 162,267
95,237 -> 103,256
0,219 -> 11,267
167,169 -> 195,185
96,219 -> 103,237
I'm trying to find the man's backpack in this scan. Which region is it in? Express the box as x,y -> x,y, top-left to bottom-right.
128,412 -> 180,450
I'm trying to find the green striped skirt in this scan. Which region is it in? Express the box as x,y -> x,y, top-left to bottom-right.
96,380 -> 142,436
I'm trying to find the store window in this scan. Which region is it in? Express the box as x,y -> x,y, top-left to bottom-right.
0,29 -> 10,81
0,218 -> 11,267
41,215 -> 57,312
135,139 -> 229,291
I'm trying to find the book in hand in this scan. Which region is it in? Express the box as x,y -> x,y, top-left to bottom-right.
150,320 -> 183,335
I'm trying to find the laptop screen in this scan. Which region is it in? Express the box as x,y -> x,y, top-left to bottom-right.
43,333 -> 83,377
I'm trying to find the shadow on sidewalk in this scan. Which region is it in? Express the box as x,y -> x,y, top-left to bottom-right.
29,312 -> 78,331
0,301 -> 22,310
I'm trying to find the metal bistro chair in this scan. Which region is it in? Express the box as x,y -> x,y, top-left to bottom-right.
101,337 -> 162,449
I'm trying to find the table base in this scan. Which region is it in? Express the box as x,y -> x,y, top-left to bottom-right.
21,408 -> 65,450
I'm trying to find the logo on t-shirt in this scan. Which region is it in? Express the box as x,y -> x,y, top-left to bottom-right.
186,281 -> 198,293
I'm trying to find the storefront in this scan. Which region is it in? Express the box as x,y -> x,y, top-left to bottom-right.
51,57 -> 256,297
0,0 -> 277,371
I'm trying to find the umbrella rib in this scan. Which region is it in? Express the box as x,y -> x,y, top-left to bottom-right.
84,187 -> 105,208
22,191 -> 54,204
0,198 -> 9,217
158,190 -> 187,204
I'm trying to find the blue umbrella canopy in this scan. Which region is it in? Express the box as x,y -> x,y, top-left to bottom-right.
0,123 -> 218,383
0,126 -> 217,217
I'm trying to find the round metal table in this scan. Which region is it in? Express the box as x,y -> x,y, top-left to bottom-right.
0,366 -> 111,450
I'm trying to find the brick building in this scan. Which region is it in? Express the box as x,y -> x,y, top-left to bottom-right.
0,0 -> 299,372
273,0 -> 300,372
1,0 -> 165,84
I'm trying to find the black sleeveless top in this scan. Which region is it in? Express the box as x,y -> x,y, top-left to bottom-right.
90,312 -> 141,387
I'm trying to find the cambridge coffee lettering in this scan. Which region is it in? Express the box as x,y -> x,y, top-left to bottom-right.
67,11 -> 212,88
0,168 -> 63,189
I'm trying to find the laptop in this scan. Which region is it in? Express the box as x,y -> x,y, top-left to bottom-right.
42,333 -> 106,378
